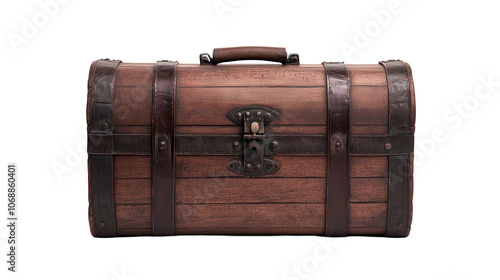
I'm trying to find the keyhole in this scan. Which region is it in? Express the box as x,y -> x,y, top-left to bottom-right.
249,141 -> 260,150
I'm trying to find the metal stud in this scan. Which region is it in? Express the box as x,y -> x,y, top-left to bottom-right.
385,143 -> 392,150
269,141 -> 279,151
233,141 -> 241,150
245,111 -> 251,117
256,111 -> 262,117
246,163 -> 252,170
335,140 -> 342,151
236,112 -> 242,118
159,140 -> 166,150
101,121 -> 109,130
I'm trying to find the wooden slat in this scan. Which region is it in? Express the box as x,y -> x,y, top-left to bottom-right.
351,124 -> 387,135
119,63 -> 155,67
175,125 -> 326,135
175,178 -> 326,204
350,85 -> 388,125
348,227 -> 386,235
114,125 -> 151,134
175,156 -> 326,178
175,204 -> 325,229
115,204 -> 151,229
115,65 -> 154,88
114,155 -> 387,179
117,228 -> 153,236
350,156 -> 388,178
177,65 -> 325,88
113,202 -> 389,234
347,64 -> 387,86
349,178 -> 388,203
176,87 -> 326,125
114,178 -> 151,204
114,156 -> 151,179
175,227 -> 323,235
113,86 -> 152,125
348,203 -> 387,228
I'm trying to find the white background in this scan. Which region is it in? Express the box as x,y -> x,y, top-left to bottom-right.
1,0 -> 499,279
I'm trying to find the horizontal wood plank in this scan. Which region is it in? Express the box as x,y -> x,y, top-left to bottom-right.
177,65 -> 326,88
175,178 -> 326,204
113,155 -> 388,179
350,156 -> 388,178
114,156 -> 151,179
347,64 -> 387,86
350,85 -> 388,125
175,227 -> 324,235
114,125 -> 151,134
115,204 -> 151,229
113,86 -> 152,125
115,65 -> 154,88
176,87 -> 326,125
349,178 -> 388,203
116,228 -> 153,236
348,227 -> 386,235
351,124 -> 387,135
348,202 -> 387,228
114,178 -> 151,204
175,156 -> 326,178
175,203 -> 324,229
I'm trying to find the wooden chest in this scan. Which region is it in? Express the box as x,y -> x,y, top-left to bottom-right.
87,47 -> 415,237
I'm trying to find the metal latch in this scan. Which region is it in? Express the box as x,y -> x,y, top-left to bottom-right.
226,106 -> 281,176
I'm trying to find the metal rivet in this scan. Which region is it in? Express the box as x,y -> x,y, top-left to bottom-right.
397,223 -> 403,228
335,141 -> 342,151
234,161 -> 242,169
269,141 -> 279,150
99,222 -> 105,227
236,112 -> 242,118
256,111 -> 262,117
256,164 -> 262,170
233,141 -> 241,150
245,111 -> 251,117
246,164 -> 252,170
385,143 -> 392,150
101,121 -> 109,130
159,140 -> 166,150
266,112 -> 272,119
401,124 -> 409,130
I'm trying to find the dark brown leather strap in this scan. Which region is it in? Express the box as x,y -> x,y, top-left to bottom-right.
89,133 -> 413,156
88,59 -> 121,237
89,155 -> 115,237
152,60 -> 177,236
380,60 -> 412,237
88,134 -> 151,155
323,62 -> 350,237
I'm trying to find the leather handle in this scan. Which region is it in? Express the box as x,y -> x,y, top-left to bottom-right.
200,46 -> 299,65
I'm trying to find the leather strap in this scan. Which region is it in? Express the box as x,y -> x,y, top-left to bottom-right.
152,60 -> 177,236
88,133 -> 413,156
380,60 -> 412,237
88,134 -> 151,155
323,62 -> 350,237
88,59 -> 121,237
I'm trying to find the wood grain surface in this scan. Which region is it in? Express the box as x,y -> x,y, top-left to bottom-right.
88,61 -> 415,236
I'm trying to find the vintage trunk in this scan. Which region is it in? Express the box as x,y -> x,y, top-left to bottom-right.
87,47 -> 415,238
